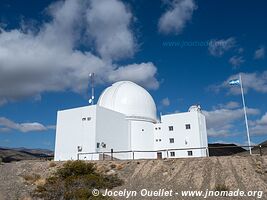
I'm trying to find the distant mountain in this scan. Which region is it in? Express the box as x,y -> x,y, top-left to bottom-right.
0,147 -> 54,163
208,143 -> 246,156
249,140 -> 267,155
209,140 -> 267,156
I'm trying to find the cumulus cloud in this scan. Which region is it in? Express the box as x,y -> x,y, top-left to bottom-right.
229,56 -> 245,68
203,106 -> 260,137
254,46 -> 265,59
0,0 -> 159,105
249,112 -> 267,135
210,71 -> 267,95
107,62 -> 159,89
0,117 -> 52,133
158,0 -> 197,35
85,0 -> 135,60
214,101 -> 240,110
208,37 -> 236,57
161,97 -> 170,106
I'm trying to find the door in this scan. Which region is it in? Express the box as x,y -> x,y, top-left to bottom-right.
157,152 -> 162,159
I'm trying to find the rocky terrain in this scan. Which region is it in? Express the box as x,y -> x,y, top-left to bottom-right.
0,155 -> 266,200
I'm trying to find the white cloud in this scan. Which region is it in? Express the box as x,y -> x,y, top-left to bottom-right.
257,113 -> 267,125
85,0 -> 135,60
208,37 -> 235,57
254,46 -> 265,59
229,56 -> 245,68
248,112 -> 267,135
210,71 -> 267,95
107,62 -> 159,89
0,0 -> 159,105
0,117 -> 52,133
161,97 -> 170,106
158,0 -> 197,35
214,101 -> 240,110
203,106 -> 260,137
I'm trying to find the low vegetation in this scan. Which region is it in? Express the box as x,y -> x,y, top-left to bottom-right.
214,183 -> 229,192
22,173 -> 41,184
33,160 -> 123,200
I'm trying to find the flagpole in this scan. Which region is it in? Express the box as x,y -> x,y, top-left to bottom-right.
239,74 -> 252,155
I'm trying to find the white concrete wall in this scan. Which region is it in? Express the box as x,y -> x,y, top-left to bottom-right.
154,111 -> 208,158
197,112 -> 209,156
54,106 -> 98,161
95,106 -> 130,160
129,120 -> 156,159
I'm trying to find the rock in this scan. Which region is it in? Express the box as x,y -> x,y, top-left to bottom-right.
163,172 -> 168,176
106,169 -> 116,176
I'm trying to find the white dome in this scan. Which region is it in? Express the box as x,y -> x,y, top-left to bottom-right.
97,81 -> 157,122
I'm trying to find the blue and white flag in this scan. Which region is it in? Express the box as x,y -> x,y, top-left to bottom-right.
229,79 -> 240,85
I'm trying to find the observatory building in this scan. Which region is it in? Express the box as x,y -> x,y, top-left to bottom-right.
55,81 -> 208,161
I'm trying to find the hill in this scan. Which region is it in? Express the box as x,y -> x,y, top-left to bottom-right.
208,143 -> 246,156
0,156 -> 266,200
0,147 -> 53,163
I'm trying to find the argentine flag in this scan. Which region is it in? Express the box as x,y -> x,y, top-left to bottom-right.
229,79 -> 240,85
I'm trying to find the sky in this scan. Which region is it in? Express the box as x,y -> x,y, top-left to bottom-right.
0,0 -> 266,150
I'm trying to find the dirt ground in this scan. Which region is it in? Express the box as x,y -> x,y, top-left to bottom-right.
0,155 -> 266,200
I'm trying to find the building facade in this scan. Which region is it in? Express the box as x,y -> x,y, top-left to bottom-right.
54,81 -> 208,161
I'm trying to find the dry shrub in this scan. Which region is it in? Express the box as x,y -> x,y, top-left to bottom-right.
116,164 -> 124,170
49,161 -> 56,168
34,178 -> 46,186
22,173 -> 41,184
110,164 -> 116,169
33,160 -> 123,200
214,184 -> 229,191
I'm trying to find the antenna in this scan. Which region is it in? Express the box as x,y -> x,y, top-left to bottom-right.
89,73 -> 95,105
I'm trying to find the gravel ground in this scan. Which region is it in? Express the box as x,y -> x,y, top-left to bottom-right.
0,155 -> 266,200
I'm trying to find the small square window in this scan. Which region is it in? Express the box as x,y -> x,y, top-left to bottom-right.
155,127 -> 157,130
141,129 -> 144,131
169,138 -> 174,143
159,127 -> 161,130
170,152 -> 175,157
101,142 -> 106,148
156,139 -> 158,142
159,139 -> 161,142
188,151 -> 193,156
169,126 -> 174,131
87,117 -> 91,121
82,117 -> 86,121
96,142 -> 100,148
77,146 -> 82,152
185,124 -> 191,129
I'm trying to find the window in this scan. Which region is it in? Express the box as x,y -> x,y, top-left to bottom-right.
169,138 -> 174,143
82,117 -> 86,121
77,146 -> 82,152
185,124 -> 191,129
155,127 -> 157,130
141,129 -> 144,131
87,117 -> 91,121
159,127 -> 161,130
96,142 -> 100,148
169,126 -> 174,131
156,139 -> 158,142
101,142 -> 106,148
170,152 -> 175,157
159,139 -> 161,142
188,151 -> 193,156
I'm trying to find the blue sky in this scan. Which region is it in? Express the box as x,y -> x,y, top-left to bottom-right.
0,0 -> 266,150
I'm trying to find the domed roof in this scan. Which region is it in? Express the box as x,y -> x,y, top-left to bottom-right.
97,81 -> 157,122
